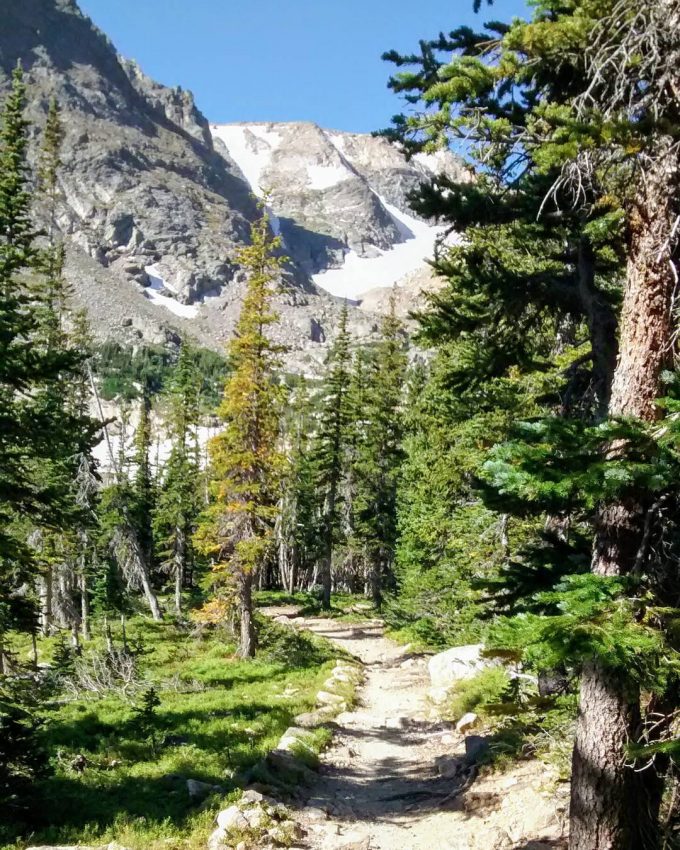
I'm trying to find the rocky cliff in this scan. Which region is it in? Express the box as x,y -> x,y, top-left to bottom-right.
0,0 -> 467,369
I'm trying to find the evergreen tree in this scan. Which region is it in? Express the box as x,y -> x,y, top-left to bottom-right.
154,343 -> 203,614
0,71 -> 100,805
131,390 -> 155,573
195,207 -> 286,657
278,379 -> 319,592
314,300 -> 352,608
352,294 -> 408,606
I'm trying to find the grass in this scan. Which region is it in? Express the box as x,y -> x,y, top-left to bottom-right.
441,667 -> 576,779
1,610 -> 339,850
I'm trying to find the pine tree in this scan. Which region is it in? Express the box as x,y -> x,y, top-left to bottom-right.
314,300 -> 352,609
0,71 -> 99,804
195,206 -> 286,657
278,378 -> 319,593
154,343 -> 203,614
0,69 -> 98,643
351,294 -> 408,606
131,390 -> 155,573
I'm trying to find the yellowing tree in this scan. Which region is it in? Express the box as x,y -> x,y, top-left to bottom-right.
195,207 -> 286,657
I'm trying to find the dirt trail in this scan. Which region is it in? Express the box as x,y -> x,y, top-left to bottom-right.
266,612 -> 564,850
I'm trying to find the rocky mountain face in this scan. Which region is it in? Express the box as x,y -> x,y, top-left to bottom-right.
0,0 -> 468,370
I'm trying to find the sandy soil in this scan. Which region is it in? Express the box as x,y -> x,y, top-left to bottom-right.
274,613 -> 567,850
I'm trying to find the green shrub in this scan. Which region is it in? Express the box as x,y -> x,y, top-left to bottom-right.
448,667 -> 512,719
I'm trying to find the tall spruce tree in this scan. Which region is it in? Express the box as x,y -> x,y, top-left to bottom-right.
278,379 -> 319,593
131,390 -> 155,573
314,300 -> 352,608
154,343 -> 203,615
351,294 -> 407,606
195,207 -> 286,657
0,70 -> 99,801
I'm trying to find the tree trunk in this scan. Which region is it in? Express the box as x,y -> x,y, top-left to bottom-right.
103,615 -> 113,653
577,237 -> 618,417
40,567 -> 53,636
121,614 -> 128,653
238,570 -> 256,658
80,571 -> 90,641
570,143 -> 678,850
370,549 -> 383,609
127,527 -> 163,620
174,523 -> 186,616
320,485 -> 337,609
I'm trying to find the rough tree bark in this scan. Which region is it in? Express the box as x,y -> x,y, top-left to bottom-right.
238,570 -> 256,658
174,523 -> 186,615
570,143 -> 678,850
577,236 -> 619,416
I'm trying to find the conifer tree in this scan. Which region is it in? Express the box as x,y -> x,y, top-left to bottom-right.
351,294 -> 408,606
131,390 -> 155,572
154,343 -> 203,614
195,207 -> 286,657
0,68 -> 98,641
0,70 -> 99,798
314,300 -> 352,608
278,379 -> 319,592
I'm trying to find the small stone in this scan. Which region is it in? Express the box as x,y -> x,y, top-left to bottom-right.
242,806 -> 266,828
294,709 -> 334,728
337,831 -> 371,850
385,716 -> 406,729
186,778 -> 217,799
216,804 -> 249,831
304,806 -> 328,821
241,788 -> 265,804
428,686 -> 450,704
456,711 -> 478,733
317,690 -> 346,707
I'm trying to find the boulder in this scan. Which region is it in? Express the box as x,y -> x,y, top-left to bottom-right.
317,690 -> 346,707
428,644 -> 491,690
465,735 -> 491,765
216,804 -> 249,831
456,712 -> 478,733
242,806 -> 266,829
186,778 -> 219,799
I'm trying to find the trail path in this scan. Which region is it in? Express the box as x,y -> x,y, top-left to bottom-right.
269,610 -> 566,850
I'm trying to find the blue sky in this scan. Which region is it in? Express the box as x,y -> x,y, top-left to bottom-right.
79,0 -> 528,133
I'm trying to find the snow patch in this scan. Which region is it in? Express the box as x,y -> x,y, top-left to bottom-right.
306,162 -> 352,191
144,264 -> 198,319
211,123 -> 282,196
311,195 -> 442,299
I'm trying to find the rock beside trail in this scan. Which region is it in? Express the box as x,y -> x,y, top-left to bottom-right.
317,690 -> 347,708
428,644 -> 492,690
211,792 -> 306,850
456,711 -> 478,733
